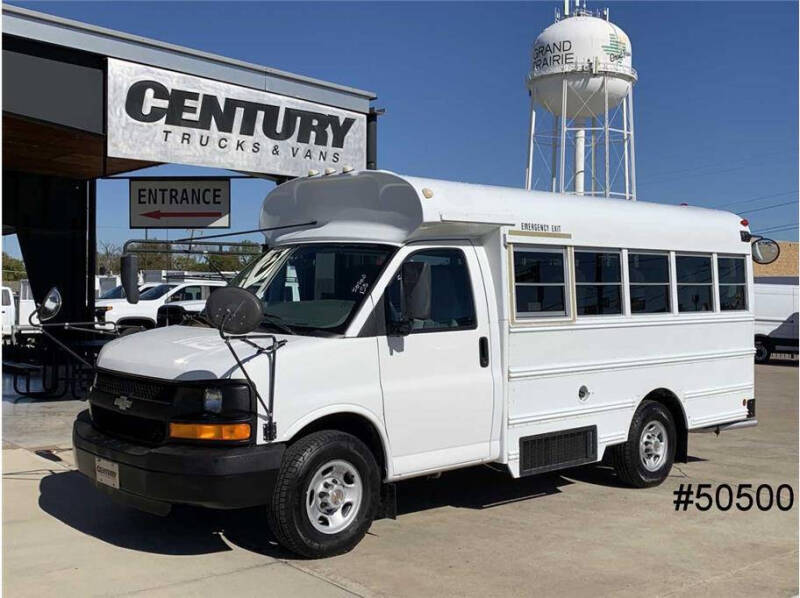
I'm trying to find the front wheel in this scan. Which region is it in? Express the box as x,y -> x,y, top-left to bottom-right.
610,400 -> 676,488
267,430 -> 380,558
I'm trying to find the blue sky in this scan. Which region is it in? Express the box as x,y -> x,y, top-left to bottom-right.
4,1 -> 798,259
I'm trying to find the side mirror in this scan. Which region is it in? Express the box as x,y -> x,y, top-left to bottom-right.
390,262 -> 431,336
752,238 -> 780,265
38,287 -> 62,322
121,254 -> 140,304
205,286 -> 263,335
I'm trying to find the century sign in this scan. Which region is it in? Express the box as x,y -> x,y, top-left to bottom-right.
129,178 -> 230,229
107,58 -> 367,177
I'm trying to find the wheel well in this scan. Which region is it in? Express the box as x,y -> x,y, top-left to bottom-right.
290,413 -> 387,476
642,388 -> 688,463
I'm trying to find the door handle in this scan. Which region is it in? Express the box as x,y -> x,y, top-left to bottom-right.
479,336 -> 489,368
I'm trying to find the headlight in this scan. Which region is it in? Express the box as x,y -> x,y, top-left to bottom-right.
203,387 -> 223,413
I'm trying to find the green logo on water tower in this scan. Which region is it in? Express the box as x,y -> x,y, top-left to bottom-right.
602,31 -> 630,62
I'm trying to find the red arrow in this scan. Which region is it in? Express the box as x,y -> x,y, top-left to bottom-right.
141,210 -> 223,220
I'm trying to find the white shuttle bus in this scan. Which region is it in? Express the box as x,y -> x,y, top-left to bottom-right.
73,171 -> 762,557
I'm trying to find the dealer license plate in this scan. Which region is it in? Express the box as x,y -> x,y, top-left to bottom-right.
95,457 -> 119,489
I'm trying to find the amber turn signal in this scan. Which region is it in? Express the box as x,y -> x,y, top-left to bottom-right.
169,422 -> 250,441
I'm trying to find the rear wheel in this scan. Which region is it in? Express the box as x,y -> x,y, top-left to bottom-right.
611,400 -> 676,488
754,339 -> 771,364
267,430 -> 380,558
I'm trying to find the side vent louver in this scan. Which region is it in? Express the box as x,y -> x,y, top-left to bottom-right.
519,426 -> 597,476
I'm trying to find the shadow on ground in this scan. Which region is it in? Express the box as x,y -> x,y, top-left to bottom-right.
38,464 -> 584,558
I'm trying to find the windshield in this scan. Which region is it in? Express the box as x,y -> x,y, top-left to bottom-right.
229,244 -> 394,335
139,283 -> 177,300
99,285 -> 125,299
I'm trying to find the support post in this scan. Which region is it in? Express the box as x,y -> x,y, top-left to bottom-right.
559,78 -> 568,194
574,125 -> 585,195
591,116 -> 596,196
603,75 -> 610,198
622,96 -> 630,200
366,107 -> 384,170
628,87 -> 637,201
525,94 -> 536,191
551,116 -> 559,192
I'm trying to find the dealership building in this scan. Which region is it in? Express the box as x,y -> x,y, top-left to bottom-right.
2,4 -> 378,323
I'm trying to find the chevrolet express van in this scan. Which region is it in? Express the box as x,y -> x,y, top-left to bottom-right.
73,170 -> 765,557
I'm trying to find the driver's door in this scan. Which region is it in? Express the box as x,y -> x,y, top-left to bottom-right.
377,244 -> 494,477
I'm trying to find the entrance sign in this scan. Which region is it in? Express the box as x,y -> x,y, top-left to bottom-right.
107,58 -> 367,177
129,178 -> 230,228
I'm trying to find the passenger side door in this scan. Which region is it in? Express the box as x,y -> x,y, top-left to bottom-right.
377,244 -> 494,476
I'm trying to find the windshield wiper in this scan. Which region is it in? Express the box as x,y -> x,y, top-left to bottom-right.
261,312 -> 295,335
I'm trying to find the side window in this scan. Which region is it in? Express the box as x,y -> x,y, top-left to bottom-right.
574,250 -> 622,315
171,285 -> 202,302
718,256 -> 747,311
2,290 -> 11,306
385,248 -> 476,332
628,252 -> 670,314
676,255 -> 713,312
513,248 -> 568,317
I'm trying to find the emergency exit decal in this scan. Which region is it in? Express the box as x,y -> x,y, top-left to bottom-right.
107,58 -> 367,178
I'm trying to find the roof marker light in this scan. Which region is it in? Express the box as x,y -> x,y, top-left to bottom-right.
342,165 -> 354,173
308,169 -> 320,177
422,188 -> 434,199
740,219 -> 749,227
324,167 -> 336,175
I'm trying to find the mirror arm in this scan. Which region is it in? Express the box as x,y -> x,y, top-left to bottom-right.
36,327 -> 95,370
217,311 -> 286,441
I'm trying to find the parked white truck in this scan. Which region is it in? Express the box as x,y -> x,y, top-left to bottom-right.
753,277 -> 799,362
72,171 -> 769,557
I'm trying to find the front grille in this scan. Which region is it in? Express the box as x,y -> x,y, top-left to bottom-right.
95,372 -> 170,404
91,404 -> 166,444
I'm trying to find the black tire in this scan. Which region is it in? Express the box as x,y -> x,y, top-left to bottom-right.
267,430 -> 380,558
611,400 -> 676,488
754,339 -> 771,364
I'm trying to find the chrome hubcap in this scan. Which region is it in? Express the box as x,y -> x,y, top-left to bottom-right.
639,420 -> 668,472
305,459 -> 362,534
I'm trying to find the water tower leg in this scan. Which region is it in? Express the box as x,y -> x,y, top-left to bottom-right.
628,87 -> 637,201
591,117 -> 596,196
525,96 -> 536,191
574,127 -> 585,195
603,75 -> 610,198
559,78 -> 568,194
551,116 -> 558,193
623,97 -> 630,200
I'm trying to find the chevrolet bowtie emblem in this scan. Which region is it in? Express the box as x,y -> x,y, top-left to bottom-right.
114,396 -> 133,411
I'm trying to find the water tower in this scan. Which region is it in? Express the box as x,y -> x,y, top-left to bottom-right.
524,0 -> 638,199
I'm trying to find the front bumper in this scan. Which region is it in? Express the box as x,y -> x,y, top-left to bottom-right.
73,410 -> 285,515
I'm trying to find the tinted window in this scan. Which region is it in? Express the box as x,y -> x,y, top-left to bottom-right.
718,256 -> 747,311
574,251 -> 622,315
139,284 -> 177,300
2,290 -> 11,306
676,255 -> 713,312
231,244 -> 393,335
385,249 -> 476,332
170,285 -> 202,302
628,253 -> 670,314
100,285 -> 125,299
514,249 -> 567,317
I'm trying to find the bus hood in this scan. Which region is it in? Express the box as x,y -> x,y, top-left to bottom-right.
96,325 -> 311,381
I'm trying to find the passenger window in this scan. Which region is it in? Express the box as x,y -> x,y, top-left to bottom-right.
2,290 -> 11,306
676,255 -> 713,312
628,253 -> 670,314
385,249 -> 476,332
574,251 -> 622,315
718,256 -> 747,311
170,285 -> 201,302
513,248 -> 567,317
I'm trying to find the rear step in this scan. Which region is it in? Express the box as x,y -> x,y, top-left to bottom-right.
519,425 -> 597,476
